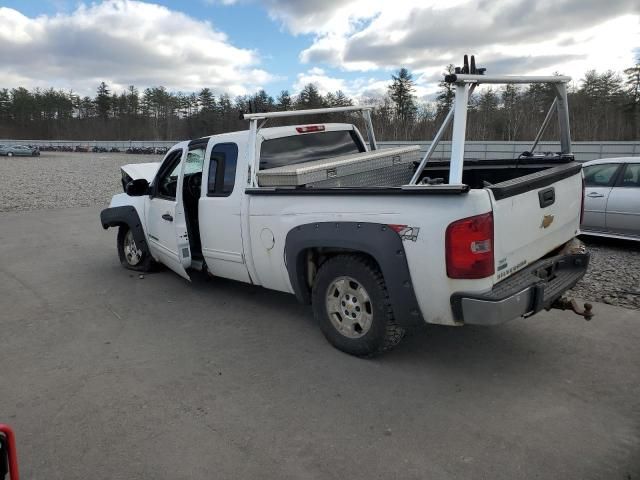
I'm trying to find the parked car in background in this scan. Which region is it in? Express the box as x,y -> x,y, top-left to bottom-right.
0,144 -> 40,156
581,157 -> 640,241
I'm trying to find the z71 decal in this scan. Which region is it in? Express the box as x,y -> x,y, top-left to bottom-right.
395,226 -> 420,242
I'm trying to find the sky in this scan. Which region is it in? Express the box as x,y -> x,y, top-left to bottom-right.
0,0 -> 638,101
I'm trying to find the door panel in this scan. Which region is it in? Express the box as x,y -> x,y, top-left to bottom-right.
582,186 -> 612,230
581,163 -> 620,232
199,142 -> 251,283
146,148 -> 191,280
606,163 -> 640,237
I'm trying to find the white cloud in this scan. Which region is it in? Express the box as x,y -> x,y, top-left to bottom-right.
261,0 -> 640,82
293,68 -> 437,104
293,69 -> 348,95
0,1 -> 274,95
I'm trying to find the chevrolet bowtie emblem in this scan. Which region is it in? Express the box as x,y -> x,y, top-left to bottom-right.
541,214 -> 554,229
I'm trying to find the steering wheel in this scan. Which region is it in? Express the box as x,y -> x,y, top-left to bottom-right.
187,172 -> 202,198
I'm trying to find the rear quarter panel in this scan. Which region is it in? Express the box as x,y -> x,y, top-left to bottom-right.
248,190 -> 493,325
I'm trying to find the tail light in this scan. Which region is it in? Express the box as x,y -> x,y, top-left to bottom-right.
580,176 -> 585,224
446,212 -> 494,279
296,125 -> 325,133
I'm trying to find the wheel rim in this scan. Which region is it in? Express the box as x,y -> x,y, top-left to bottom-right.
123,229 -> 143,265
325,276 -> 373,338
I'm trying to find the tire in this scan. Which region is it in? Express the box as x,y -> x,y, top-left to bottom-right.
7,152 -> 13,157
117,225 -> 153,272
312,254 -> 405,357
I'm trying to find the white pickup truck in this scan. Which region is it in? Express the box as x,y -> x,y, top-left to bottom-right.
101,64 -> 591,356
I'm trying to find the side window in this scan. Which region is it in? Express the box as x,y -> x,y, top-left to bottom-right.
583,164 -> 619,187
156,150 -> 183,199
185,147 -> 205,175
207,143 -> 238,197
618,163 -> 640,187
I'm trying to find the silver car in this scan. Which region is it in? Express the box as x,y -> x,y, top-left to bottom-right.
581,157 -> 640,241
0,144 -> 40,156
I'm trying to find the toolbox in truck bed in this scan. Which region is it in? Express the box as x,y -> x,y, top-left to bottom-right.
256,145 -> 421,187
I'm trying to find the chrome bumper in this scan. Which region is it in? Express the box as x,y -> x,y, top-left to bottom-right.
450,248 -> 590,326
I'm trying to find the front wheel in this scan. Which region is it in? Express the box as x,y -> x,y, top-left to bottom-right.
312,254 -> 405,357
7,152 -> 13,157
117,226 -> 153,272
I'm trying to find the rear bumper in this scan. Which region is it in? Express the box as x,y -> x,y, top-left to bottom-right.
451,245 -> 589,326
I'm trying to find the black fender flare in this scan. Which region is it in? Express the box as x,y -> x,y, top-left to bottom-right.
284,222 -> 424,329
100,206 -> 148,253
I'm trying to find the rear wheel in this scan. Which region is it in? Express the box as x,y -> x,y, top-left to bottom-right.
312,254 -> 405,357
117,226 -> 153,272
7,152 -> 13,157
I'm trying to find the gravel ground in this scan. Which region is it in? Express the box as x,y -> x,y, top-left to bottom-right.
1,151 -> 638,310
572,237 -> 640,310
0,151 -> 162,212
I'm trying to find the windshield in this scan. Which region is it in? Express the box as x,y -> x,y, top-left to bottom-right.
259,129 -> 365,170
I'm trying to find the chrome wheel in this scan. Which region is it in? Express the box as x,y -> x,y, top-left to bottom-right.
123,229 -> 142,266
325,276 -> 373,338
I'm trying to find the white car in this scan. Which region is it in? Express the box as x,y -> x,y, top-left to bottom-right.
101,66 -> 590,356
581,157 -> 640,241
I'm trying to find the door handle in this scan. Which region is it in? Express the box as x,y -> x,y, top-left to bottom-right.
586,192 -> 604,198
162,213 -> 173,222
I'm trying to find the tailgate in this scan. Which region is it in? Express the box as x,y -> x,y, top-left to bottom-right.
488,162 -> 583,282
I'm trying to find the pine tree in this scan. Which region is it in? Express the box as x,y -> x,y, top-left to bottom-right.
198,88 -> 216,112
296,84 -> 324,108
623,57 -> 640,137
333,90 -> 352,107
476,88 -> 499,140
501,84 -> 522,141
0,88 -> 10,121
625,58 -> 640,105
435,64 -> 455,117
252,89 -> 274,112
388,68 -> 417,122
126,86 -> 139,117
276,90 -> 292,110
95,82 -> 111,119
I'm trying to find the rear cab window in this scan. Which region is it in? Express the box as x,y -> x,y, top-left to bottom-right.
207,143 -> 238,197
259,129 -> 365,170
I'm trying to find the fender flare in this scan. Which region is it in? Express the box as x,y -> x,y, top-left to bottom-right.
100,206 -> 148,253
284,222 -> 424,329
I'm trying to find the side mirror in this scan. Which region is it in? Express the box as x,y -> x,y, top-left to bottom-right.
125,178 -> 150,196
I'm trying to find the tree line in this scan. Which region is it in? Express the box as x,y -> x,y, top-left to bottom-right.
0,59 -> 638,142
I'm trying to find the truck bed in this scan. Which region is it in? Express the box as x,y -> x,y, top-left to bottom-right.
250,154 -> 581,202
417,154 -> 577,190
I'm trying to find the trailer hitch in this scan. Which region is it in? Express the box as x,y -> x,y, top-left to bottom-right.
550,297 -> 594,321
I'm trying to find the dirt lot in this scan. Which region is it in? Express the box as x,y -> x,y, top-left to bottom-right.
2,151 -> 639,309
0,151 -> 162,212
